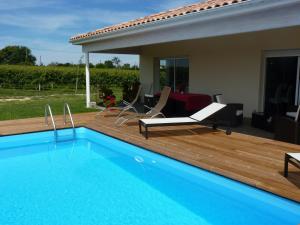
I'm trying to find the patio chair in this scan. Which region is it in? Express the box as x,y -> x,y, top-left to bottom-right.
98,85 -> 142,118
213,94 -> 243,127
274,105 -> 300,144
284,153 -> 300,177
115,86 -> 171,126
139,103 -> 229,139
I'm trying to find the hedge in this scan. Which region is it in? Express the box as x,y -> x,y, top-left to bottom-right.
0,65 -> 139,89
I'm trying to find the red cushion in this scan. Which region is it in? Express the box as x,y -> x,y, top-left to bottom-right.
169,93 -> 212,111
155,92 -> 212,112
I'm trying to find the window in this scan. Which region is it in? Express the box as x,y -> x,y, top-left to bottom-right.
160,58 -> 189,93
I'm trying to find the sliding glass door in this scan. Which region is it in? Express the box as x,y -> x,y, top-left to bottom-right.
264,54 -> 300,115
160,58 -> 189,93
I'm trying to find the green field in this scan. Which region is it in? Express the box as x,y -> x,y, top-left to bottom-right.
0,87 -> 122,121
0,65 -> 135,121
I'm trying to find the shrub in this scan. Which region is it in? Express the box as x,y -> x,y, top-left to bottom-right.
122,80 -> 140,102
0,65 -> 139,90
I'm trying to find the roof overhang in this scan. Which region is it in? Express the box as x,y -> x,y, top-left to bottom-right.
71,0 -> 300,54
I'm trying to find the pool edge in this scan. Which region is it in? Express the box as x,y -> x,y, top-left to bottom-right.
1,125 -> 300,205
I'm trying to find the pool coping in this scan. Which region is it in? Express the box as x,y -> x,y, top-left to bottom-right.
1,125 -> 299,204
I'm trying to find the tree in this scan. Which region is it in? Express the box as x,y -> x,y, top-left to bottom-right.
104,60 -> 114,68
95,62 -> 105,68
0,46 -> 36,65
122,63 -> 131,70
131,65 -> 139,70
112,57 -> 121,68
48,62 -> 59,66
48,62 -> 75,67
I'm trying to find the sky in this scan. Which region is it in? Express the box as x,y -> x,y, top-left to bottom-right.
0,0 -> 199,66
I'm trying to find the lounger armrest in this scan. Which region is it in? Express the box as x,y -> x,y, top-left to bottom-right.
122,100 -> 131,106
145,107 -> 160,115
144,105 -> 152,110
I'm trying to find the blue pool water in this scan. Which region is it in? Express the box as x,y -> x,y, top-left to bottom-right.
0,128 -> 299,225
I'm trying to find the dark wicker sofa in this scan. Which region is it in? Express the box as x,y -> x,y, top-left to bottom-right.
274,107 -> 300,144
213,94 -> 243,127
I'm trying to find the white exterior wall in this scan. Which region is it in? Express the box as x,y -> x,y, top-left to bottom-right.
140,27 -> 300,117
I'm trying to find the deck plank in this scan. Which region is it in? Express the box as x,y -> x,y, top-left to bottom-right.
0,112 -> 299,202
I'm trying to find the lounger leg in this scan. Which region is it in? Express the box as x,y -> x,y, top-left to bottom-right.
226,128 -> 232,135
212,124 -> 218,130
284,154 -> 289,177
145,126 -> 148,139
139,121 -> 142,134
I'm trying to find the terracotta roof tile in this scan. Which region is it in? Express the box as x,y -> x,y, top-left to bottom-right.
70,0 -> 249,42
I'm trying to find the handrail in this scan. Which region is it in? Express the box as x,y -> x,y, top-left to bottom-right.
63,103 -> 75,129
45,104 -> 57,138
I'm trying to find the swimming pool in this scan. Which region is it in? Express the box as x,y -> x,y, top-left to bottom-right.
0,127 -> 299,225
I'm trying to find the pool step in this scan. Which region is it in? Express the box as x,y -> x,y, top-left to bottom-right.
45,103 -> 76,142
55,129 -> 76,142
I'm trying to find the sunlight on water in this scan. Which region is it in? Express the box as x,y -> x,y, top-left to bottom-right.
0,128 -> 299,225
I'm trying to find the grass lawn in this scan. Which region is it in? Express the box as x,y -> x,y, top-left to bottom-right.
0,87 -> 122,121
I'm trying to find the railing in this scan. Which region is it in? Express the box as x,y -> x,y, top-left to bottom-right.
63,103 -> 75,130
45,104 -> 57,138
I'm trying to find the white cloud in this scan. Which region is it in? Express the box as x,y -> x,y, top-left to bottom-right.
0,13 -> 79,32
0,36 -> 139,65
0,36 -> 78,54
0,0 -> 145,64
81,9 -> 147,26
0,7 -> 146,33
157,0 -> 201,11
0,0 -> 57,10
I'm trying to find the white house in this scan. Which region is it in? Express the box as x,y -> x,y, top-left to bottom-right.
70,0 -> 300,117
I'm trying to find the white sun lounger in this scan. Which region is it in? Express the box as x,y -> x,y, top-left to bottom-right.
139,102 -> 229,139
284,153 -> 300,177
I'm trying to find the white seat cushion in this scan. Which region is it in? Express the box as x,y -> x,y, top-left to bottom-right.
286,112 -> 296,118
190,103 -> 226,121
288,153 -> 300,161
236,110 -> 243,116
140,117 -> 196,125
144,94 -> 154,98
141,103 -> 226,125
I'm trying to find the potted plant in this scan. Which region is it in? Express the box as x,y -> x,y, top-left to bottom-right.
98,86 -> 116,108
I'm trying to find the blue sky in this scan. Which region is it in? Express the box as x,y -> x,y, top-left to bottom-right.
0,0 -> 198,65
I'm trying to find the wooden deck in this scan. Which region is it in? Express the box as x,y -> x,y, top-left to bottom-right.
0,112 -> 300,202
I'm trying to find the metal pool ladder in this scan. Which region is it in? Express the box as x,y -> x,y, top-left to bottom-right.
63,103 -> 75,135
45,104 -> 57,138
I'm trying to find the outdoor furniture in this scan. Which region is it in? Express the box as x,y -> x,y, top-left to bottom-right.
251,112 -> 274,132
115,86 -> 171,126
155,92 -> 212,117
139,103 -> 230,139
284,153 -> 300,177
97,85 -> 142,118
143,84 -> 155,112
274,106 -> 300,144
144,94 -> 155,112
286,112 -> 297,118
213,94 -> 243,127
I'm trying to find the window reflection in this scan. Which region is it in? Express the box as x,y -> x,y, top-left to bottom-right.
160,58 -> 189,93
